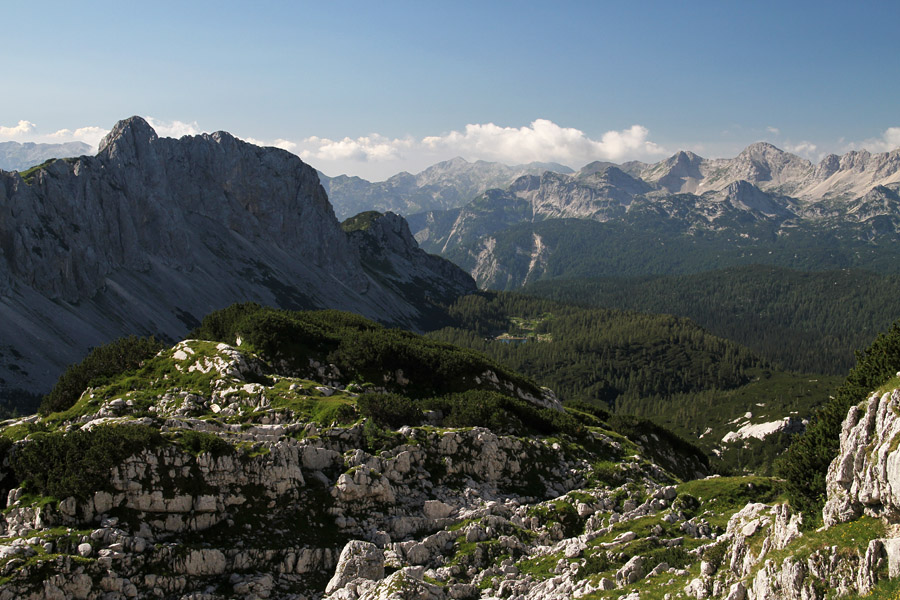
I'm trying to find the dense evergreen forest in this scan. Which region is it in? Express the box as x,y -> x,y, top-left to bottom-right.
441,217 -> 900,290
521,266 -> 900,375
426,292 -> 839,473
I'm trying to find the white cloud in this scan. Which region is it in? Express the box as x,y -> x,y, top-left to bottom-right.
766,126 -> 780,136
848,127 -> 900,153
47,126 -> 110,149
279,119 -> 669,179
0,120 -> 107,149
0,120 -> 36,139
273,139 -> 297,152
144,117 -> 201,139
299,134 -> 412,162
784,141 -> 817,157
421,120 -> 665,165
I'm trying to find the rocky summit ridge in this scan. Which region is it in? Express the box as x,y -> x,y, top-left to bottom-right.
319,159 -> 574,220
1,307 -> 900,599
0,117 -> 474,399
406,143 -> 900,289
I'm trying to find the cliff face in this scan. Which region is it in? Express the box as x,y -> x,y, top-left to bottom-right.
823,386 -> 900,526
345,211 -> 476,313
0,117 -> 474,397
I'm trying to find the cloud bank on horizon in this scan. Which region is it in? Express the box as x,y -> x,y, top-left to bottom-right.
2,117 -> 899,182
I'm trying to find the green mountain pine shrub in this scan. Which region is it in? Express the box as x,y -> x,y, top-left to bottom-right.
776,321 -> 900,515
39,336 -> 164,416
12,424 -> 164,500
191,303 -> 541,399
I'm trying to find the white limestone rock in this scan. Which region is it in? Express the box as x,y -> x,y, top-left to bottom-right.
823,389 -> 900,526
326,540 -> 386,595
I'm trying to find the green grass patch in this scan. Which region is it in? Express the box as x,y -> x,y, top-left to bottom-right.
875,376 -> 900,398
677,476 -> 785,513
0,422 -> 45,442
843,576 -> 900,599
761,515 -> 885,569
517,551 -> 564,580
18,159 -> 56,185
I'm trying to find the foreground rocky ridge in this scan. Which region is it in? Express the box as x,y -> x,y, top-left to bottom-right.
0,117 -> 474,398
2,328 -> 900,598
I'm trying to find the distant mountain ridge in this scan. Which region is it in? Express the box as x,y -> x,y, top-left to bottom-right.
403,143 -> 900,288
637,142 -> 900,200
0,117 -> 474,399
0,140 -> 92,172
319,157 -> 573,219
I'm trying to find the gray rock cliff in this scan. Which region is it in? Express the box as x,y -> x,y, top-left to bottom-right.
0,117 -> 474,398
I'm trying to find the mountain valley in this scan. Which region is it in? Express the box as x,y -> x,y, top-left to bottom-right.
4,119 -> 900,599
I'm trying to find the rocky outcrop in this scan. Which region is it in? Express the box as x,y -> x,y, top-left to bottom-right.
0,117 -> 475,397
326,541 -> 384,594
823,387 -> 900,526
679,383 -> 900,600
344,211 -> 476,310
0,331 -> 711,599
7,331 -> 900,598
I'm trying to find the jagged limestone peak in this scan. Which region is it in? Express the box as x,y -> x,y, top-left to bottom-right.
98,115 -> 159,157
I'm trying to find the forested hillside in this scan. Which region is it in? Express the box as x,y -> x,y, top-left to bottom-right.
426,292 -> 839,473
522,266 -> 900,374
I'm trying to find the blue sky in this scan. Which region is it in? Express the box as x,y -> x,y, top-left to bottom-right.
2,0 -> 898,179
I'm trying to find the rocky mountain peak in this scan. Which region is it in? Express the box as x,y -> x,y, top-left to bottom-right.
98,115 -> 159,160
710,180 -> 794,219
443,156 -> 469,168
814,153 -> 842,180
672,149 -> 704,164
0,117 -> 476,396
739,141 -> 784,156
650,150 -> 706,192
577,160 -> 621,178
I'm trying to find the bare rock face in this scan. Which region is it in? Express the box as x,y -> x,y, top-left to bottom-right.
0,117 -> 474,397
320,156 -> 574,220
823,388 -> 900,527
345,211 -> 476,306
326,541 -> 385,594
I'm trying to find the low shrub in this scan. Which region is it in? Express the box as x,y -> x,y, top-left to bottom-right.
177,430 -> 234,457
777,321 -> 900,514
356,392 -> 422,429
190,303 -> 541,399
40,336 -> 164,415
12,424 -> 164,500
426,390 -> 583,437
